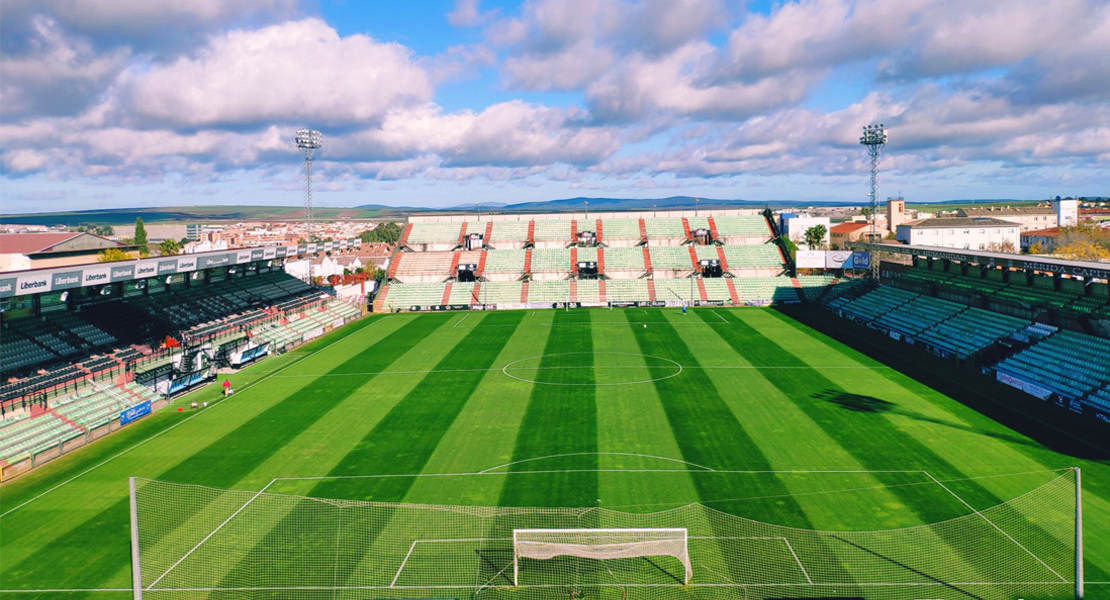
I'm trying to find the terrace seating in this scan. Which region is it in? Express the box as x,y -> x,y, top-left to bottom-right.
378,283 -> 447,309
602,247 -> 646,272
527,280 -> 572,303
575,280 -> 601,303
490,221 -> 530,244
796,275 -> 836,301
702,279 -> 732,302
916,308 -> 1028,359
732,277 -> 799,304
395,252 -> 454,278
577,247 -> 599,263
644,218 -> 686,240
533,220 -> 571,243
0,413 -> 79,465
995,330 -> 1110,400
449,283 -> 480,305
648,247 -> 694,270
828,286 -> 918,322
713,216 -> 770,238
530,248 -> 572,273
687,216 -> 710,231
601,219 -> 642,241
475,282 -> 523,304
406,222 -> 462,245
871,295 -> 966,336
655,278 -> 700,303
693,245 -> 721,263
722,245 -> 783,269
484,250 -> 527,274
603,279 -> 650,302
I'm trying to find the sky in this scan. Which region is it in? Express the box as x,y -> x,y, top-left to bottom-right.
0,0 -> 1108,214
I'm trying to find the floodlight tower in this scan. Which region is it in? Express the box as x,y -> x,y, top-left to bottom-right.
296,128 -> 323,237
295,128 -> 322,284
859,123 -> 887,278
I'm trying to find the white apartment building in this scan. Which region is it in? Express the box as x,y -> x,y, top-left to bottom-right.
957,206 -> 1057,232
896,217 -> 1020,252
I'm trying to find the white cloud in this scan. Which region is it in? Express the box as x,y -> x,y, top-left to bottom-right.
447,0 -> 487,27
117,18 -> 434,128
0,16 -> 130,120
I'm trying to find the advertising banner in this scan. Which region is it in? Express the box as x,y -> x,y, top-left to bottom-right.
852,251 -> 871,268
795,251 -> 825,269
120,401 -> 152,426
551,302 -> 582,309
637,301 -> 666,308
81,267 -> 111,286
410,304 -> 471,312
696,300 -> 725,307
825,251 -> 854,269
50,270 -> 83,290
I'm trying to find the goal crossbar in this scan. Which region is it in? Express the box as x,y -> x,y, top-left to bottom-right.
513,528 -> 691,586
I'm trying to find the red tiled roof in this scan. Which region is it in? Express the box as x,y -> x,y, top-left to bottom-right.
1021,227 -> 1060,238
829,222 -> 871,234
0,233 -> 81,254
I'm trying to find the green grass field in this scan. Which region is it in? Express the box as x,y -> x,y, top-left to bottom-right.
1,307 -> 1108,599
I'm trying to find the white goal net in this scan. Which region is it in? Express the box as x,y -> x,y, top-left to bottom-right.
130,469 -> 1081,600
513,528 -> 692,585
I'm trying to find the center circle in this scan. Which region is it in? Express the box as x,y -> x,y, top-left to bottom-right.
501,352 -> 683,386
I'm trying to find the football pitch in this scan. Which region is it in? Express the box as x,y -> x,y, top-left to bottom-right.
1,307 -> 1108,599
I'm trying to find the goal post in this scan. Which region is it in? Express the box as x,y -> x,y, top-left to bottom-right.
512,528 -> 692,586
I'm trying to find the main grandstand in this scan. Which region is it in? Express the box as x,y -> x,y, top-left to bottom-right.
375,210 -> 828,311
0,239 -> 365,479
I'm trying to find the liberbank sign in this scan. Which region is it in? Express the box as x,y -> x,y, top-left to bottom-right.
0,238 -> 360,299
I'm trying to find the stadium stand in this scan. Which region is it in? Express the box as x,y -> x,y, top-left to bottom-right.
796,275 -> 837,301
649,246 -> 695,271
379,283 -> 448,309
530,248 -> 572,273
916,307 -> 1029,359
995,330 -> 1110,400
733,277 -> 801,304
602,247 -> 647,272
712,215 -> 772,238
483,249 -> 528,275
644,218 -> 686,241
528,280 -> 572,303
490,221 -> 530,246
474,282 -> 523,304
722,244 -> 784,269
0,381 -> 159,466
576,280 -> 601,303
533,220 -> 570,245
601,219 -> 643,243
604,279 -> 651,302
406,221 -> 462,245
394,252 -> 455,281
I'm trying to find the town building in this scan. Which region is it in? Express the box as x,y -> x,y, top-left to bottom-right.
896,217 -> 1020,252
0,232 -> 130,272
1021,227 -> 1061,253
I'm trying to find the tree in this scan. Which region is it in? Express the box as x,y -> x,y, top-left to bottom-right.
98,248 -> 129,262
159,239 -> 181,256
134,218 -> 147,245
1027,241 -> 1045,255
804,224 -> 827,249
1056,240 -> 1110,261
360,221 -> 403,244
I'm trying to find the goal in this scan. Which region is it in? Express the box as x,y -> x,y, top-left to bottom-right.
513,528 -> 692,586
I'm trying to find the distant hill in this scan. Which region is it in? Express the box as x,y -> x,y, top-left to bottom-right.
2,196 -> 1060,226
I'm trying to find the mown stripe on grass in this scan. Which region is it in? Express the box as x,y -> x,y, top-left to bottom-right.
5,315 -> 449,591
628,313 -> 813,525
702,309 -> 1070,585
627,312 -> 845,588
498,309 -> 598,508
207,310 -> 526,590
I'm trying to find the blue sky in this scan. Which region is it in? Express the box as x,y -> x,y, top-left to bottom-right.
1,0 -> 1107,214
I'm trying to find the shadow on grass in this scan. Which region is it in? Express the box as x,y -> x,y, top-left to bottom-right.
779,305 -> 1110,461
812,389 -> 1051,451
